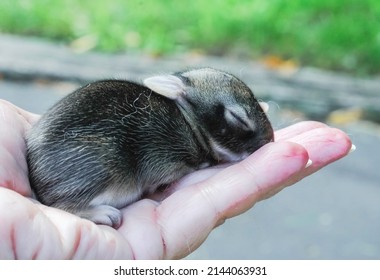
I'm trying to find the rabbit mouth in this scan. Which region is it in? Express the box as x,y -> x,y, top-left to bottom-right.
209,140 -> 250,163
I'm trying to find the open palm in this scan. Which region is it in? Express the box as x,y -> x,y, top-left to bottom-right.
0,100 -> 352,259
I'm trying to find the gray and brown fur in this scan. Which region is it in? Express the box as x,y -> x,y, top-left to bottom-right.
26,68 -> 274,228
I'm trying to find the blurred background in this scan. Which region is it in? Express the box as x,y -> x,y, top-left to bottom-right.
1,0 -> 379,76
0,0 -> 379,259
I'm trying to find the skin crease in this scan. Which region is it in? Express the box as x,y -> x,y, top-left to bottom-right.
0,99 -> 352,259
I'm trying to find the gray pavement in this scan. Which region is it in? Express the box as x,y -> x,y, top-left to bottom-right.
0,35 -> 379,259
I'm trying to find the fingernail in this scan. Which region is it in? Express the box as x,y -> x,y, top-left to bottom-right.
349,144 -> 356,154
305,159 -> 313,168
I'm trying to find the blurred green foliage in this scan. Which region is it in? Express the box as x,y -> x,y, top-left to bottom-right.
1,0 -> 379,76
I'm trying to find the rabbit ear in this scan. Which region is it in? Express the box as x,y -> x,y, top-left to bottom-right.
143,75 -> 186,100
259,102 -> 269,113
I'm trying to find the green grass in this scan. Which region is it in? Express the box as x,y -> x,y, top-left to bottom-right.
1,0 -> 379,76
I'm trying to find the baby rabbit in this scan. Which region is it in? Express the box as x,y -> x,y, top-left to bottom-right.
26,67 -> 274,228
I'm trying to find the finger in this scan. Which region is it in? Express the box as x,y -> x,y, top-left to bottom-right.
0,188 -> 64,259
153,141 -> 309,259
0,99 -> 40,126
118,199 -> 165,259
251,126 -> 352,201
0,188 -> 133,259
274,121 -> 328,141
280,126 -> 352,189
0,102 -> 33,196
0,148 -> 31,196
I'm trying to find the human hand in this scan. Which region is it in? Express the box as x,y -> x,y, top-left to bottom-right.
0,100 -> 352,259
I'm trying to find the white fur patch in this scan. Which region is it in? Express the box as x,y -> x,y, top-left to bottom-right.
143,75 -> 185,100
259,102 -> 269,113
210,140 -> 249,162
